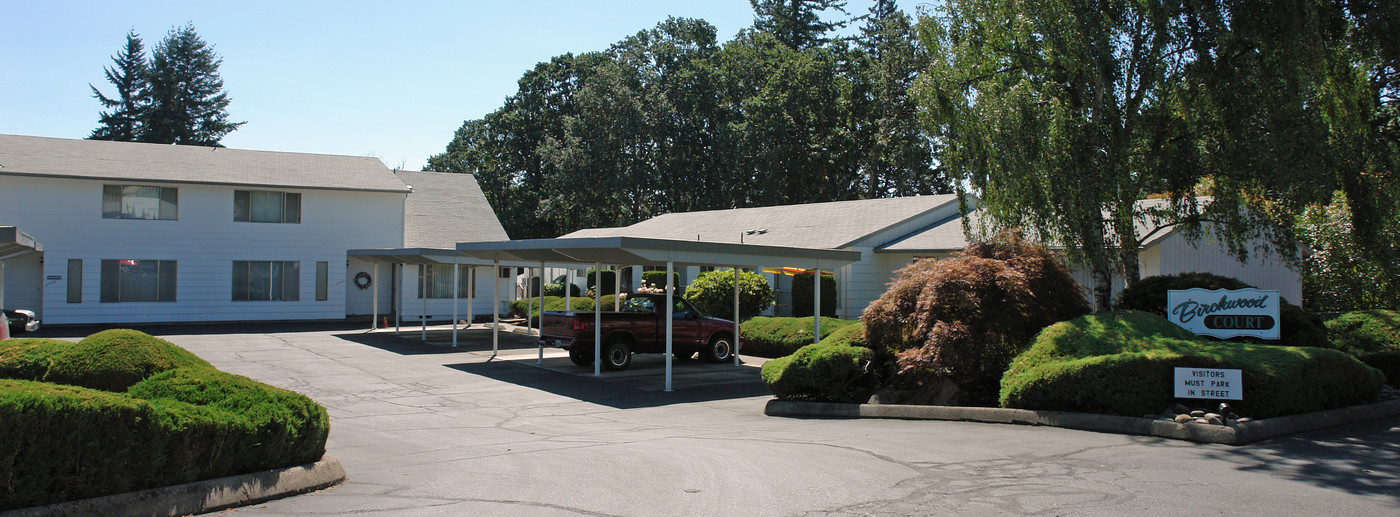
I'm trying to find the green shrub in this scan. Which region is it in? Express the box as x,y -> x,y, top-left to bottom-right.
509,295 -> 599,322
740,316 -> 858,358
1000,311 -> 1384,418
1325,309 -> 1400,356
1357,351 -> 1400,385
684,269 -> 774,320
791,271 -> 837,318
586,269 -> 618,296
1113,272 -> 1330,349
641,270 -> 681,293
128,368 -> 329,473
862,231 -> 1091,404
818,321 -> 867,348
761,344 -> 874,402
0,330 -> 211,392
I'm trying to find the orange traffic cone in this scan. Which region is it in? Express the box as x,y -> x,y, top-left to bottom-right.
380,317 -> 388,329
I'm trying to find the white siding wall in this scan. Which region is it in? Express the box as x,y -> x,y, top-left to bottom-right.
0,175 -> 404,324
390,264 -> 517,323
1151,232 -> 1302,303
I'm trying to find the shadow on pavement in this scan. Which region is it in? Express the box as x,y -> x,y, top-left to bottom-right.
331,327 -> 540,355
446,354 -> 772,410
28,321 -> 368,339
1202,416 -> 1400,502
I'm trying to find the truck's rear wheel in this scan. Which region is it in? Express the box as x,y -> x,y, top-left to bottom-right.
568,347 -> 593,366
602,340 -> 633,370
704,335 -> 734,363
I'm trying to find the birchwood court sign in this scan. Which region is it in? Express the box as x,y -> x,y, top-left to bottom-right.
1166,288 -> 1281,340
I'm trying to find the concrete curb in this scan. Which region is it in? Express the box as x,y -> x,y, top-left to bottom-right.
1,456 -> 345,517
764,399 -> 1400,445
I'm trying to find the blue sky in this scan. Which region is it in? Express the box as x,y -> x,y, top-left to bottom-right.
3,1 -> 870,170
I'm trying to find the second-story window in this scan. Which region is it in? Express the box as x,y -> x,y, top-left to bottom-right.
234,190 -> 301,223
102,185 -> 178,220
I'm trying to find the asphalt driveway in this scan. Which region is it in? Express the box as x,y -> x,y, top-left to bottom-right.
100,323 -> 1399,516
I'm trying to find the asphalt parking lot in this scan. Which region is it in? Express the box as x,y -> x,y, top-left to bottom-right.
58,323 -> 1400,516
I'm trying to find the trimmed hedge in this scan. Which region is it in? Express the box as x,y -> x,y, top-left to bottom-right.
740,316 -> 858,358
509,295 -> 602,323
761,344 -> 874,403
1326,310 -> 1400,384
585,269 -> 618,296
0,330 -> 329,510
0,330 -> 212,392
1000,311 -> 1384,418
817,321 -> 867,348
1325,309 -> 1400,356
1113,272 -> 1330,349
641,270 -> 681,294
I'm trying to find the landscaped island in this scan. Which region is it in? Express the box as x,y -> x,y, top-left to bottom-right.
0,330 -> 329,510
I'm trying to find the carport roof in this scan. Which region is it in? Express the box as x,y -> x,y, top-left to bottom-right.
455,236 -> 860,268
0,226 -> 41,259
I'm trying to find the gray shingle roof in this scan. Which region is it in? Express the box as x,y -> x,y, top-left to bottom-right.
396,170 -> 508,248
556,195 -> 959,249
878,198 -> 1211,252
0,134 -> 408,193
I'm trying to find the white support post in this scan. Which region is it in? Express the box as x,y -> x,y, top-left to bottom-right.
538,261 -> 546,364
492,259 -> 500,357
733,266 -> 741,366
371,262 -> 379,331
466,266 -> 474,329
452,260 -> 459,348
395,263 -> 402,334
594,261 -> 602,376
812,265 -> 821,345
420,264 -> 427,340
565,268 -> 572,308
665,260 -> 674,392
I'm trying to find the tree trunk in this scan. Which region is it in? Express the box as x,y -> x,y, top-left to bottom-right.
1092,265 -> 1113,313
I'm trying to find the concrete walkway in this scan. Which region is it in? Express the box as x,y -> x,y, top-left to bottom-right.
128,324 -> 1397,516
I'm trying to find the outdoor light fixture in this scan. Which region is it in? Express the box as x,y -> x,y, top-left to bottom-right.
740,228 -> 767,243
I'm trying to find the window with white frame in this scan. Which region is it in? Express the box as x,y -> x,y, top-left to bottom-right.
232,261 -> 300,301
234,190 -> 301,223
102,185 -> 178,220
100,259 -> 177,302
417,264 -> 473,298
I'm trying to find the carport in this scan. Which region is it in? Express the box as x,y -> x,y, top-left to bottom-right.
0,226 -> 42,339
456,236 -> 859,391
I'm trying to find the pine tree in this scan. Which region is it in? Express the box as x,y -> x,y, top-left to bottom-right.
749,0 -> 849,50
88,30 -> 148,141
140,24 -> 243,146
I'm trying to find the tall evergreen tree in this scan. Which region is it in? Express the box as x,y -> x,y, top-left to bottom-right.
89,30 -> 148,142
141,24 -> 244,146
749,0 -> 849,50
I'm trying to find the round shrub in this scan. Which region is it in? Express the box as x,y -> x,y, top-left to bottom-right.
740,316 -> 858,358
761,344 -> 874,403
791,271 -> 837,318
542,282 -> 582,297
1325,309 -> 1400,355
0,330 -> 212,392
1357,351 -> 1400,385
641,270 -> 681,294
585,269 -> 618,296
1000,311 -> 1384,418
684,269 -> 774,320
1113,272 -> 1330,349
818,321 -> 867,348
510,295 -> 601,324
861,231 -> 1091,405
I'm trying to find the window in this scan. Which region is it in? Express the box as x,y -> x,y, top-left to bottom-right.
103,185 -> 177,220
67,259 -> 82,303
417,264 -> 473,299
234,190 -> 301,223
100,259 -> 176,302
315,261 -> 329,301
232,261 -> 300,301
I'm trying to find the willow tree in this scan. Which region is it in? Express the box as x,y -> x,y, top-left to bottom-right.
917,0 -> 1338,310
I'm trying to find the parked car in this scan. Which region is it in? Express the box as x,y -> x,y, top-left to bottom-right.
539,293 -> 736,370
3,308 -> 40,334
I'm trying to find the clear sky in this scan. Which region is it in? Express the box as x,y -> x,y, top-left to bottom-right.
1,0 -> 859,171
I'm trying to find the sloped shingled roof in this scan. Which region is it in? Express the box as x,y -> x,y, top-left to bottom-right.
396,170 -> 508,248
558,195 -> 959,249
0,134 -> 408,193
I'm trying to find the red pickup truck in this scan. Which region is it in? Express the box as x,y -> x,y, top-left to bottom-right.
539,293 -> 737,370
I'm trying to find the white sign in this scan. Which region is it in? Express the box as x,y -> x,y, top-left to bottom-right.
1166,288 -> 1280,340
1174,367 -> 1243,400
